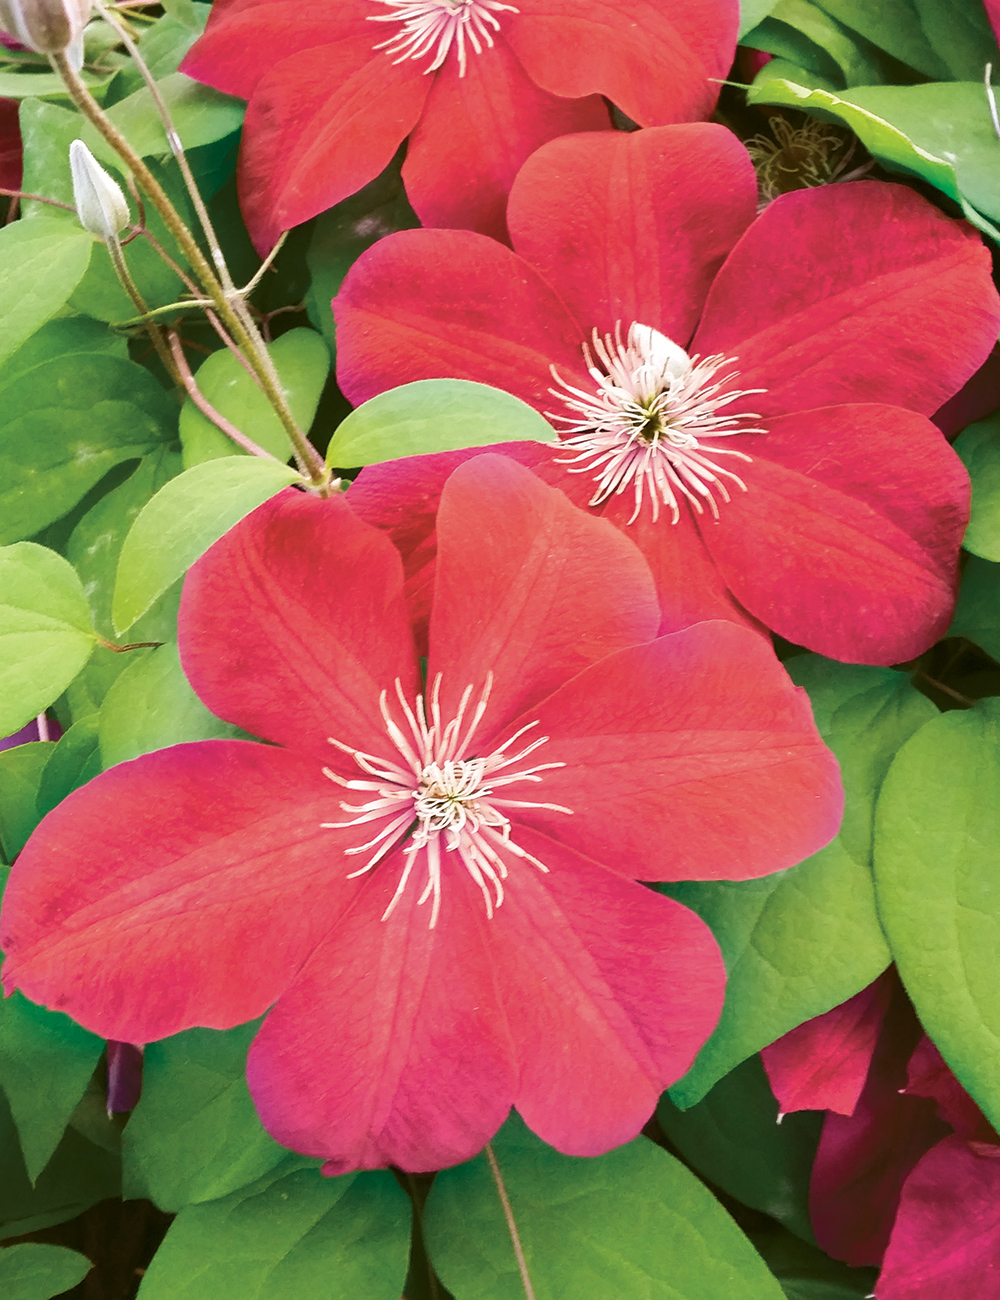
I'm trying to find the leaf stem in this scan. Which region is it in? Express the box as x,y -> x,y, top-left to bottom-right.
484,1144 -> 536,1300
96,636 -> 163,652
0,187 -> 76,211
105,235 -> 182,383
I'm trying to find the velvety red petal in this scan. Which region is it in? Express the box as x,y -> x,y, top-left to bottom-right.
876,1137 -> 1000,1298
428,455 -> 660,737
506,0 -> 737,126
811,983 -> 949,1268
235,40 -> 429,252
246,853 -> 518,1174
932,344 -> 1000,439
513,620 -> 843,882
334,228 -> 588,410
0,98 -> 21,191
695,405 -> 969,664
180,490 -> 418,764
904,1037 -> 996,1142
181,0 -> 372,100
402,38 -> 609,242
507,124 -> 757,344
493,829 -> 725,1154
761,968 -> 896,1117
692,182 -> 1000,418
0,742 -> 353,1044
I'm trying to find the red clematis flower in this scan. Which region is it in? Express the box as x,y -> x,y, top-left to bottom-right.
180,0 -> 738,250
334,124 -> 1000,665
0,458 -> 841,1173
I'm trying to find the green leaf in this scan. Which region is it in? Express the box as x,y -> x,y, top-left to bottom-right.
747,1225 -> 879,1300
0,742 -> 54,865
873,697 -> 1000,1132
0,544 -> 96,737
0,1244 -> 92,1299
329,379 -> 556,469
35,716 -> 101,818
955,412 -> 1000,561
86,73 -> 244,160
100,642 -> 246,769
112,457 -> 300,634
179,329 -> 331,468
123,1022 -> 287,1212
427,1115 -> 784,1299
0,65 -> 116,99
657,1055 -> 823,1243
813,0 -> 950,79
949,554 -> 1000,661
0,316 -> 127,383
740,0 -> 783,40
667,659 -> 932,1107
752,0 -> 885,84
136,1159 -> 410,1298
0,993 -> 105,1186
0,220 -> 93,369
160,0 -> 203,31
0,351 -> 175,544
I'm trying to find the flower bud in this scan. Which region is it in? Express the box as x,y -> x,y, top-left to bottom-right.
69,138 -> 129,243
0,0 -> 90,56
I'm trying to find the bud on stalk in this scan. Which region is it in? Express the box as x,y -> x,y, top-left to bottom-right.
0,0 -> 90,63
69,138 -> 129,242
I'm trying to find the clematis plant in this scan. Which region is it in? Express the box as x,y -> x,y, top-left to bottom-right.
333,123 -> 1000,665
180,0 -> 738,248
1,457 -> 841,1174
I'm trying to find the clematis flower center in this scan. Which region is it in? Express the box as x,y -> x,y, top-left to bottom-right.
321,673 -> 570,927
367,0 -> 519,77
548,322 -> 767,526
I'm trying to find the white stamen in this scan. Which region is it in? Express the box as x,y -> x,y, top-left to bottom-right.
368,0 -> 518,77
549,321 -> 767,525
323,672 -> 571,928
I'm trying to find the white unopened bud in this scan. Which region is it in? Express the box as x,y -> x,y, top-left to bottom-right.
0,0 -> 90,56
69,139 -> 130,243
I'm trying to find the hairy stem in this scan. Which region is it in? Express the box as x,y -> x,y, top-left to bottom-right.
106,236 -> 182,382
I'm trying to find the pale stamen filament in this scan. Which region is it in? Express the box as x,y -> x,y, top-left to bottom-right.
368,0 -> 519,78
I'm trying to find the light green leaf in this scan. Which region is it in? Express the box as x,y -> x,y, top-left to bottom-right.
0,1244 -> 92,1299
112,458 -> 300,635
136,1160 -> 410,1299
328,379 -> 555,469
0,66 -> 116,99
0,742 -> 54,865
873,697 -> 1000,1132
86,73 -> 244,160
813,0 -> 949,79
667,659 -> 931,1107
160,0 -> 202,31
757,0 -> 885,84
955,412 -> 1000,561
35,716 -> 101,818
0,544 -> 96,737
0,220 -> 93,369
949,554 -> 1000,661
426,1115 -> 784,1299
180,329 -> 331,468
740,0 -> 783,40
0,994 -> 105,1186
100,642 -> 245,769
657,1055 -> 822,1243
124,1022 -> 286,1212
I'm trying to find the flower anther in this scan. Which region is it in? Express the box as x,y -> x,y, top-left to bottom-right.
549,322 -> 766,526
322,672 -> 570,928
368,0 -> 519,77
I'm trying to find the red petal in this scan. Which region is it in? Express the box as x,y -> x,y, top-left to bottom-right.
180,490 -> 417,764
876,1137 -> 1000,1298
246,853 -> 518,1173
0,742 -> 351,1044
493,829 -> 725,1154
506,0 -> 737,126
402,38 -> 609,241
507,124 -> 757,346
334,228 -> 588,410
513,620 -> 843,881
761,969 -> 896,1117
692,182 -> 1000,418
235,39 -> 429,252
0,98 -> 22,191
811,983 -> 949,1267
904,1037 -> 995,1142
932,344 -> 1000,439
428,455 -> 660,737
695,405 -> 969,664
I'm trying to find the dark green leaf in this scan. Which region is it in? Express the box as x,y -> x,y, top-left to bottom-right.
748,1225 -> 879,1299
949,554 -> 1000,661
136,1159 -> 410,1298
873,697 -> 1000,1132
426,1114 -> 785,1299
955,412 -> 1000,561
111,457 -> 300,634
667,660 -> 931,1107
0,220 -> 93,368
0,544 -> 96,736
657,1055 -> 822,1243
0,1243 -> 92,1299
328,379 -> 556,469
159,0 -> 203,32
0,742 -> 54,864
35,716 -> 101,817
179,328 -> 331,467
813,0 -> 949,78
